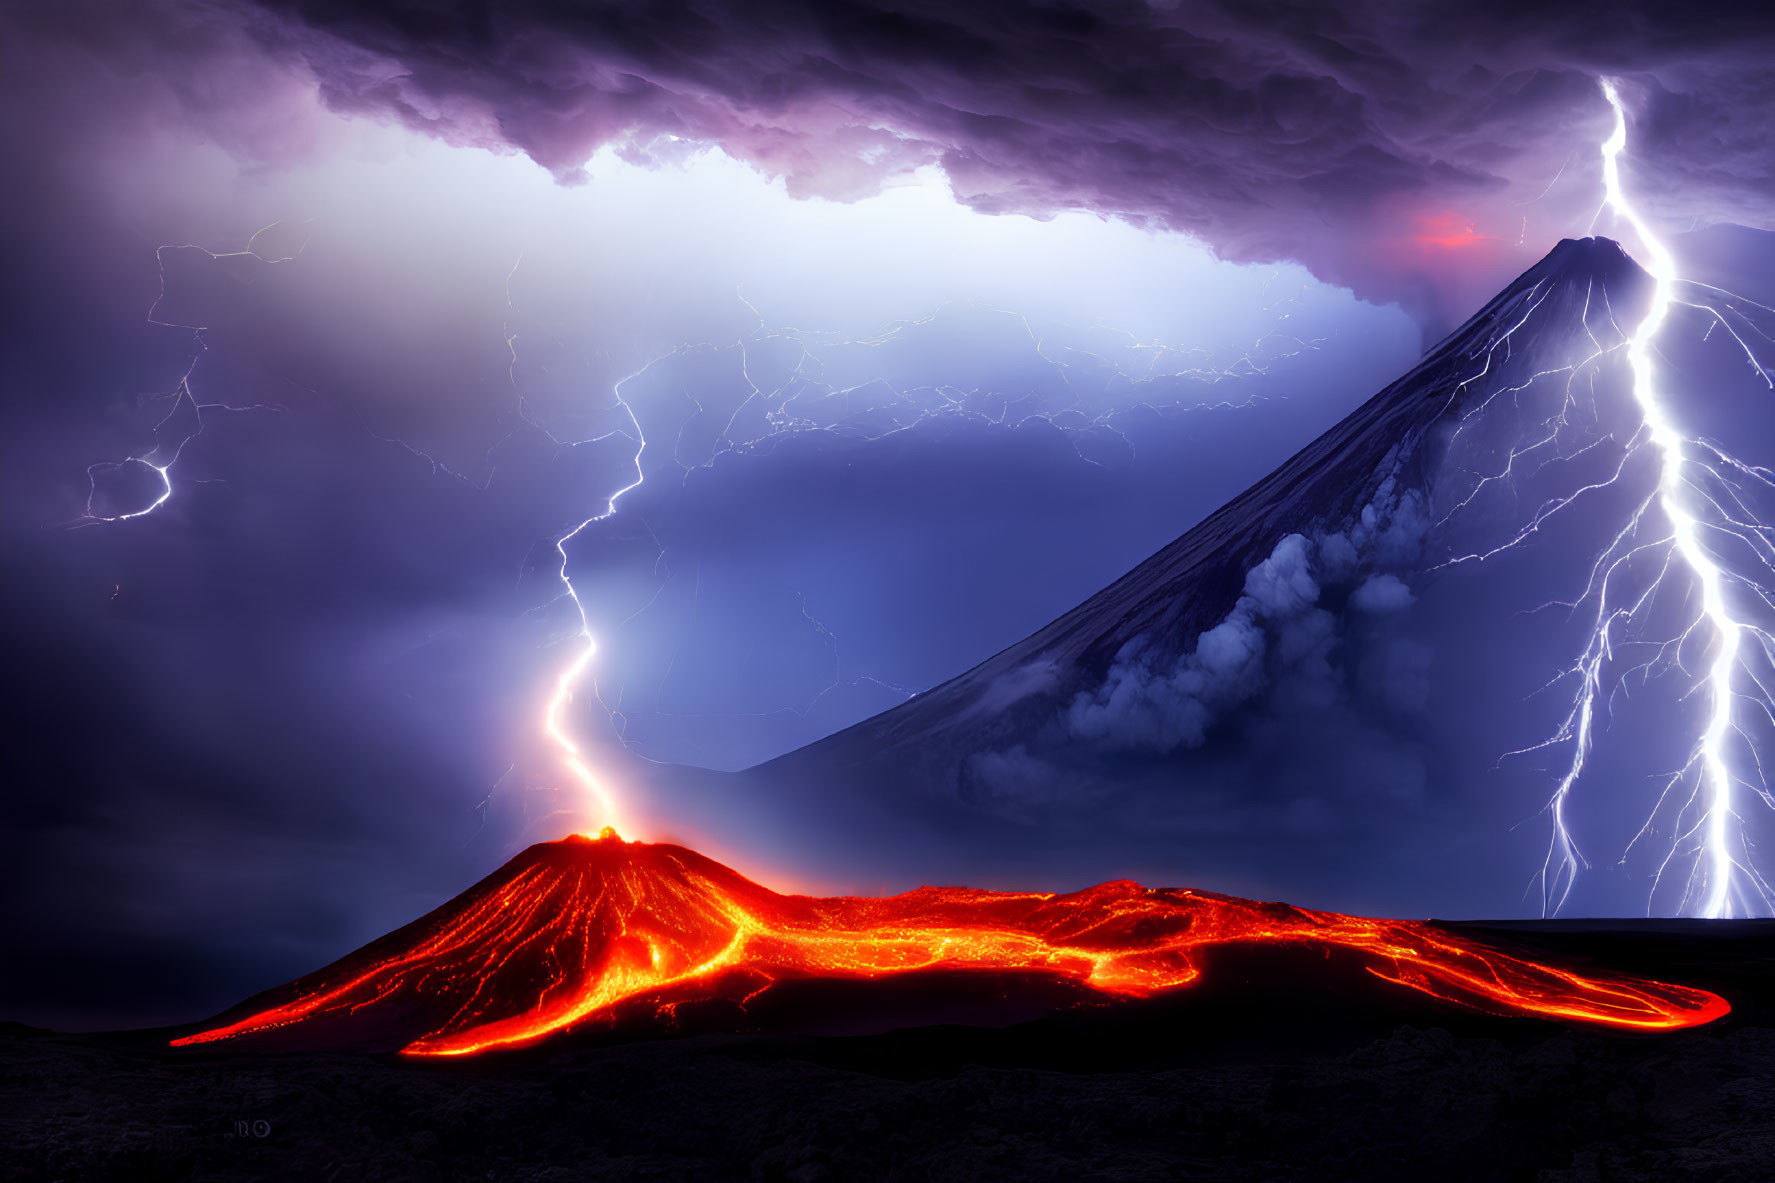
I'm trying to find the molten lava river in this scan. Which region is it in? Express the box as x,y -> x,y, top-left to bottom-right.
172,832 -> 1729,1056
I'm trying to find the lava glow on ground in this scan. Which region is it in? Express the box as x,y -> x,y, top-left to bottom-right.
170,832 -> 1729,1057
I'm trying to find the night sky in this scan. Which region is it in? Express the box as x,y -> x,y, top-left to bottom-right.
5,1 -> 1775,1031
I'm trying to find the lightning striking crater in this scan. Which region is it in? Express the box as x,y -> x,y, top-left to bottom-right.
531,400 -> 648,839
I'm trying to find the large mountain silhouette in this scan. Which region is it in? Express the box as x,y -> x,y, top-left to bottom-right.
630,237 -> 1731,917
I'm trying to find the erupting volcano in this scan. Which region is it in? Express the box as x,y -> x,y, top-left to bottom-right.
171,831 -> 1728,1057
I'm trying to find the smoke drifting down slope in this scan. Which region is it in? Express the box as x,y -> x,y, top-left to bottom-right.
170,832 -> 1727,1057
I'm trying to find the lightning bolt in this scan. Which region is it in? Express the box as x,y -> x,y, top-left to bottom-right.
80,303 -> 202,526
1583,79 -> 1773,917
78,228 -> 306,526
498,254 -> 651,839
83,209 -> 1444,879
525,298 -> 1302,821
1443,80 -> 1775,917
82,394 -> 186,522
534,406 -> 647,838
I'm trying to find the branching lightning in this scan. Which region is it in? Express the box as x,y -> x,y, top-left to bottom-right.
1584,79 -> 1775,917
77,228 -> 306,526
94,220 -> 1299,847
533,406 -> 648,838
515,298 -> 1311,830
1439,80 -> 1775,918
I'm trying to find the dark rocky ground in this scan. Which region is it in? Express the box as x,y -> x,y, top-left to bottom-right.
4,920 -> 1774,1182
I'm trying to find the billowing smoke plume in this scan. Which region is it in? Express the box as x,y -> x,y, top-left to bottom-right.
1061,472 -> 1429,758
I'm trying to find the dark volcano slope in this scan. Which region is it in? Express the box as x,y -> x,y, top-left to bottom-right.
635,238 -> 1650,897
777,239 -> 1641,767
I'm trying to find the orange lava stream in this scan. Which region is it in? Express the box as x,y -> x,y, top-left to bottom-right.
171,832 -> 1729,1057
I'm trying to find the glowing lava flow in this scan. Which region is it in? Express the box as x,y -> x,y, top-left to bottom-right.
170,832 -> 1728,1057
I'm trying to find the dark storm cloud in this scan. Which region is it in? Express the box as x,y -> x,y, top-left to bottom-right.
232,0 -> 1775,325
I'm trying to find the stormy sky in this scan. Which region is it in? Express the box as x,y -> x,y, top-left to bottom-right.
4,0 -> 1774,1029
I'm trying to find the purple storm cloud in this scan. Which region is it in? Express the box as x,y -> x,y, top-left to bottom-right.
222,0 -> 1775,328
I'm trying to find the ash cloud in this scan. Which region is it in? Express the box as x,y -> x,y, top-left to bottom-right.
963,472 -> 1435,821
1064,474 -> 1431,757
219,0 -> 1775,329
1066,533 -> 1316,754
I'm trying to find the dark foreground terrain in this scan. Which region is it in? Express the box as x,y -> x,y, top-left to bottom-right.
4,920 -> 1773,1182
